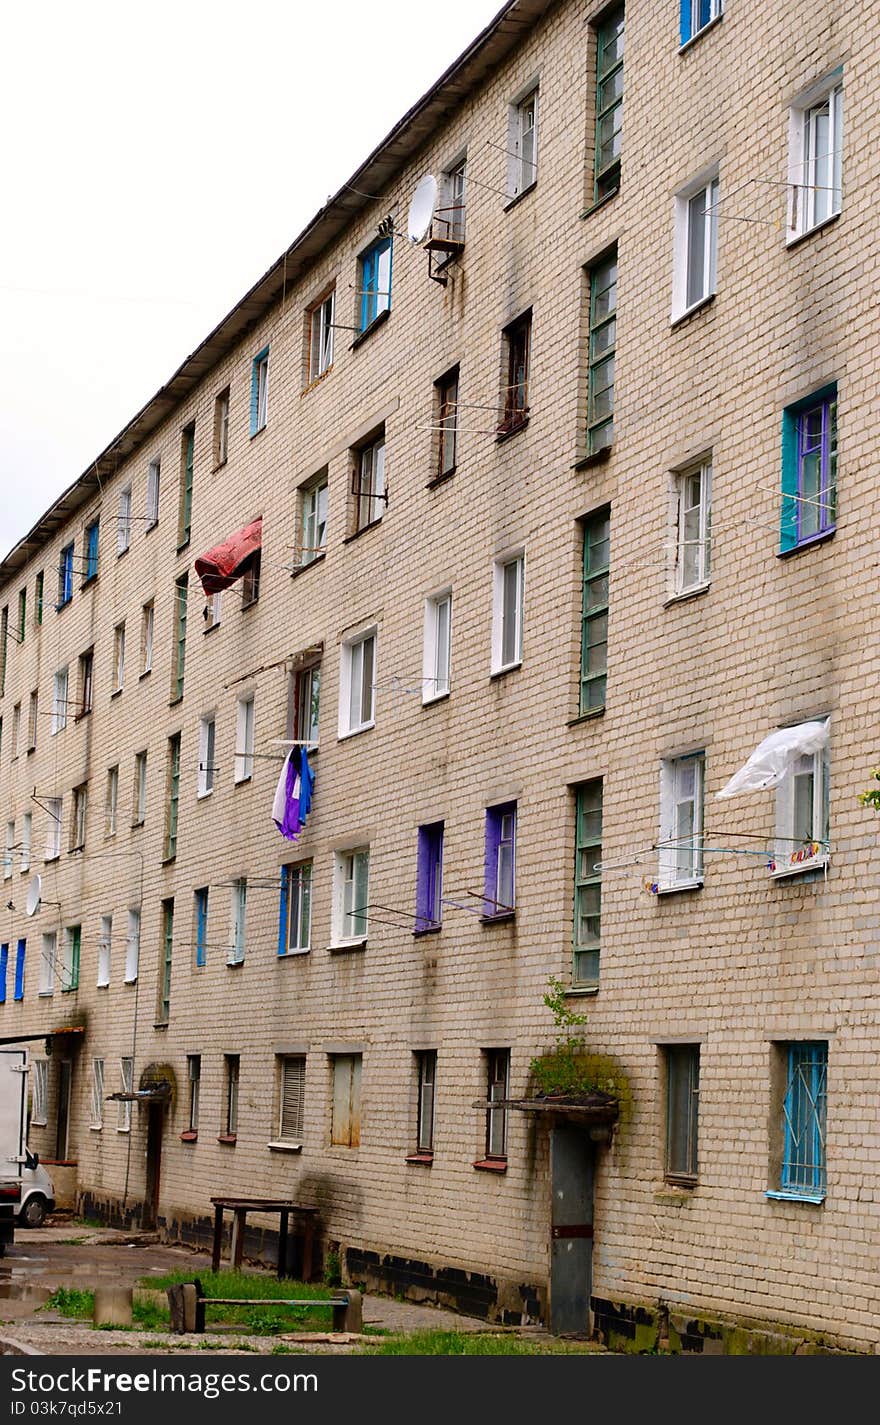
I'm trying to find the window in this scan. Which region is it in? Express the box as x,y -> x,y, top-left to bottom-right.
788,74 -> 842,239
781,387 -> 837,551
91,1058 -> 105,1129
58,543 -> 74,608
440,156 -> 467,241
499,313 -> 530,434
71,784 -> 87,852
423,593 -> 451,702
279,862 -> 312,956
594,7 -> 624,200
112,622 -> 126,692
13,939 -> 25,1001
35,572 -> 44,626
580,511 -> 610,713
772,726 -> 830,877
84,518 -> 99,581
194,888 -> 209,968
352,434 -> 386,532
587,253 -> 617,452
674,460 -> 712,591
52,668 -> 69,734
250,347 -> 269,435
415,823 -> 444,932
299,474 -> 328,566
234,695 -> 255,782
485,1049 -> 510,1160
27,690 -> 38,751
17,587 -> 26,641
61,924 -> 81,991
146,458 -> 160,528
293,660 -> 321,746
105,766 -> 119,837
358,237 -> 392,332
664,1044 -> 700,1183
11,703 -> 21,758
31,1059 -> 48,1125
173,574 -> 188,700
0,607 -> 6,694
775,1043 -> 828,1199
673,173 -> 718,318
574,781 -> 603,987
165,733 -> 181,860
158,898 -> 173,1023
20,812 -> 31,872
223,1055 -> 240,1136
492,554 -> 524,673
118,1057 -> 134,1133
77,648 -> 93,717
277,1056 -> 306,1143
178,423 -> 195,548
125,908 -> 140,983
484,804 -> 516,917
680,0 -> 723,46
44,797 -> 62,861
133,751 -> 147,826
187,1055 -> 201,1133
39,932 -> 55,995
97,915 -> 112,987
658,755 -> 705,890
141,601 -> 154,674
333,849 -> 369,945
213,389 -> 230,467
309,290 -> 335,381
228,879 -> 247,965
435,369 -> 459,478
240,551 -> 261,608
3,821 -> 13,881
0,943 -> 6,1004
117,486 -> 132,555
339,630 -> 376,737
204,592 -> 222,632
330,1053 -> 362,1146
415,1051 -> 437,1154
198,716 -> 216,797
508,86 -> 538,198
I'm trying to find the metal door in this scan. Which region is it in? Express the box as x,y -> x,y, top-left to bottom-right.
55,1060 -> 71,1160
549,1125 -> 595,1335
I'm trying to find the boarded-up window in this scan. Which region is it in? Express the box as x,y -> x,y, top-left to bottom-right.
331,1054 -> 362,1147
278,1056 -> 305,1141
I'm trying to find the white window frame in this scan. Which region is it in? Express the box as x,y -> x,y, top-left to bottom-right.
234,695 -> 255,782
255,351 -> 269,431
294,661 -> 321,746
117,485 -> 132,555
20,812 -> 31,872
673,459 -> 712,595
275,1055 -> 306,1144
141,601 -> 154,674
45,797 -> 62,861
423,592 -> 452,703
113,622 -> 126,691
683,0 -> 723,46
332,849 -> 370,946
215,389 -> 230,467
39,931 -> 56,996
300,475 -> 328,566
772,734 -> 830,878
90,1058 -> 105,1129
658,754 -> 705,891
339,630 -> 376,738
105,766 -> 119,837
198,716 -> 216,798
134,752 -> 147,825
491,553 -> 524,674
31,1060 -> 48,1125
355,437 -> 386,531
283,862 -> 312,955
146,459 -> 160,529
672,171 -> 719,321
118,1057 -> 133,1133
309,290 -> 335,382
441,155 -> 467,241
228,879 -> 247,965
97,914 -> 112,987
787,74 -> 843,241
124,908 -> 140,983
52,668 -> 68,735
508,85 -> 539,199
27,689 -> 38,751
3,821 -> 13,881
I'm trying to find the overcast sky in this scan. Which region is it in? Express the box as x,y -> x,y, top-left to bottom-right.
0,0 -> 504,558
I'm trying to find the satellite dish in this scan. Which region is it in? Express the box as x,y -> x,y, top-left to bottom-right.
408,174 -> 438,245
25,874 -> 42,917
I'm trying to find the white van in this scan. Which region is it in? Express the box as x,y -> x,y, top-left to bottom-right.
18,1159 -> 55,1228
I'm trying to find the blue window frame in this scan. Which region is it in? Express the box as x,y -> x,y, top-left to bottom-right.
84,520 -> 100,581
194,887 -> 209,968
483,803 -> 516,918
780,385 -> 837,552
278,863 -> 312,955
58,543 -> 74,608
781,1042 -> 827,1198
0,942 -> 7,1003
250,347 -> 269,436
358,237 -> 392,333
415,823 -> 444,933
13,938 -> 25,1001
680,0 -> 722,46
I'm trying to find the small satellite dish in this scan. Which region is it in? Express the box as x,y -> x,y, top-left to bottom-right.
408,174 -> 438,245
25,874 -> 42,917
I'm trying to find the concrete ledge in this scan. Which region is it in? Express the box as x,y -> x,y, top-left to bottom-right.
0,1335 -> 42,1355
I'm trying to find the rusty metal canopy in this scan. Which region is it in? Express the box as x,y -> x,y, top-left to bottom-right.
107,1081 -> 172,1103
471,1094 -> 619,1123
0,1027 -> 85,1047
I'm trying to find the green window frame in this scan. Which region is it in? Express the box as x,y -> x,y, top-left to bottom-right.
159,898 -> 174,1023
594,6 -> 624,202
178,423 -> 195,549
580,510 -> 610,713
573,781 -> 603,987
173,574 -> 188,701
587,253 -> 617,453
165,733 -> 181,861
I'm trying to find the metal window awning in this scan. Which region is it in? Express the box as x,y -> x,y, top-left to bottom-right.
471,1094 -> 619,1124
195,517 -> 262,596
107,1081 -> 172,1103
0,1026 -> 85,1047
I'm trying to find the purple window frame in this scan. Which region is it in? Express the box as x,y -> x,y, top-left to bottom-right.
796,396 -> 837,544
483,803 -> 516,918
415,823 -> 444,933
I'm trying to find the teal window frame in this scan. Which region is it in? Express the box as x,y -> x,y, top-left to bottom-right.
780,384 -> 837,553
574,781 -> 603,987
580,510 -> 610,714
358,237 -> 392,333
250,347 -> 270,435
0,942 -> 7,1002
178,424 -> 194,548
587,254 -> 617,452
680,0 -> 723,47
194,888 -> 209,968
84,519 -> 100,582
780,1042 -> 827,1199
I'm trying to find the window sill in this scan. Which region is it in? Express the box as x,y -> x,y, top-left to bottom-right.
495,415 -> 530,444
572,445 -> 612,472
89,1125 -> 103,1133
233,775 -> 252,787
123,976 -> 138,986
765,1189 -> 825,1205
653,1184 -> 695,1204
241,599 -> 259,614
55,600 -> 72,613
131,821 -> 144,831
278,947 -> 310,959
290,552 -> 326,580
567,708 -> 605,727
197,789 -> 213,801
422,692 -> 450,709
343,519 -> 384,547
337,722 -> 375,742
654,878 -> 703,896
268,1140 -> 303,1154
212,460 -> 228,474
412,924 -> 441,939
74,710 -> 92,723
203,622 -> 222,636
176,538 -> 190,554
153,1021 -> 169,1030
480,911 -> 516,927
768,853 -> 829,880
490,661 -> 522,681
678,14 -> 724,53
81,575 -> 98,591
110,688 -> 123,700
117,547 -> 130,561
327,939 -> 368,954
38,991 -> 54,999
580,186 -> 619,221
96,982 -> 109,990
503,180 -> 536,214
426,469 -> 455,491
473,1158 -> 507,1174
217,1134 -> 237,1146
405,1152 -> 434,1166
664,582 -> 711,609
777,528 -> 836,559
350,307 -> 391,350
250,423 -> 267,441
302,366 -> 334,397
169,695 -> 183,708
663,1176 -> 697,1191
139,668 -> 152,681
226,957 -> 245,969
567,985 -> 599,997
145,521 -> 158,536
160,855 -> 176,867
670,293 -> 716,329
179,1131 -> 198,1144
785,211 -> 840,250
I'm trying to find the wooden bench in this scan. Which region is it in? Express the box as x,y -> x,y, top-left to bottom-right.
167,1279 -> 362,1335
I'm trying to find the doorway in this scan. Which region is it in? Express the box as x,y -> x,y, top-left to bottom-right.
55,1060 -> 72,1160
549,1124 -> 595,1335
143,1103 -> 164,1230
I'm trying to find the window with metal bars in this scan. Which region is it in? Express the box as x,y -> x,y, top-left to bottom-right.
780,1043 -> 827,1198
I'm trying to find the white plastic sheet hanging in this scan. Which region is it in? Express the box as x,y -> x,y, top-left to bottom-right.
716,719 -> 830,798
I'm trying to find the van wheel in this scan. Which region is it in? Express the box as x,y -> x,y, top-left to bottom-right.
20,1195 -> 47,1228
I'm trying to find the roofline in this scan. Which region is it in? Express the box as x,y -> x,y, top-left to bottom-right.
0,0 -> 553,589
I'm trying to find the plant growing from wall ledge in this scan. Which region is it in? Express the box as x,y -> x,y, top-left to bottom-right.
528,976 -> 603,1099
858,769 -> 880,811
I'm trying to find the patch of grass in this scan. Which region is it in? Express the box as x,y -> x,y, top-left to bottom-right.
357,1330 -> 598,1356
40,1287 -> 94,1319
140,1269 -> 336,1334
72,1216 -> 103,1229
133,1298 -> 169,1331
